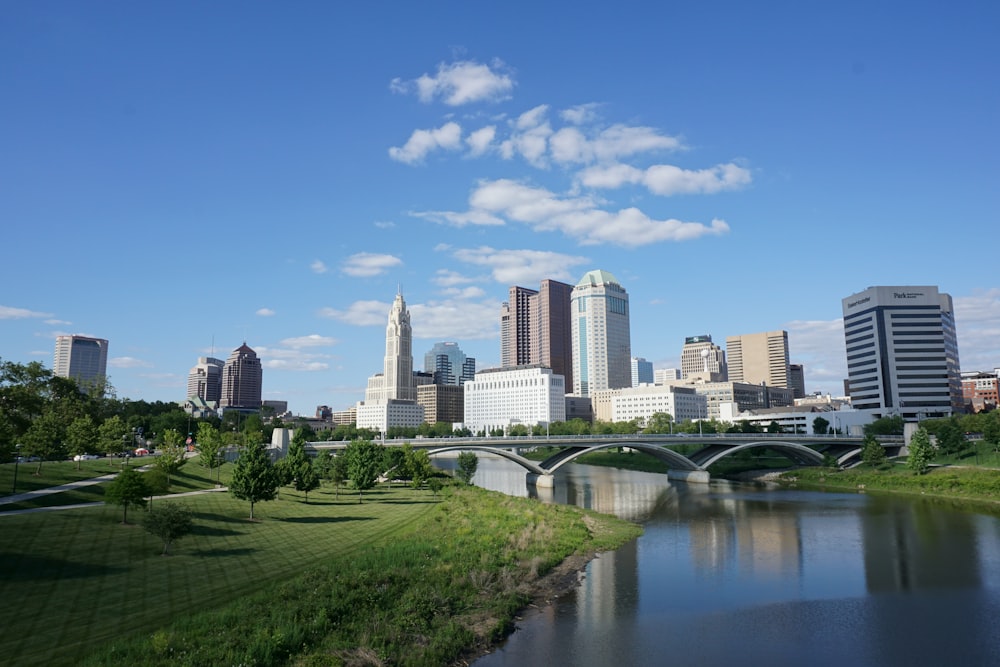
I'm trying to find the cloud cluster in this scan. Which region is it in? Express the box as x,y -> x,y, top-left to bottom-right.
391,59 -> 514,106
386,59 -> 748,250
342,253 -> 403,277
0,305 -> 52,319
256,334 -> 338,372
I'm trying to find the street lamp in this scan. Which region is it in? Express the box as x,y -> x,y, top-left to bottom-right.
12,444 -> 21,494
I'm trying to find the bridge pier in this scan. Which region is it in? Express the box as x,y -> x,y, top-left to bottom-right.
526,473 -> 555,488
668,469 -> 711,484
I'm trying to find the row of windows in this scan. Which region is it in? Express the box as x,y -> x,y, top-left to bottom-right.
847,341 -> 875,354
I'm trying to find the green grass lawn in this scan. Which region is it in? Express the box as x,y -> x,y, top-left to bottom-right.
0,482 -> 439,667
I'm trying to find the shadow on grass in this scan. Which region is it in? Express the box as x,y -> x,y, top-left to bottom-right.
0,554 -> 127,580
282,516 -> 375,524
378,498 -> 440,505
191,547 -> 256,558
189,524 -> 246,537
193,512 -> 254,524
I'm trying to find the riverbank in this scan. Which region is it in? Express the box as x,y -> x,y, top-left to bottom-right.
78,485 -> 641,667
774,464 -> 1000,506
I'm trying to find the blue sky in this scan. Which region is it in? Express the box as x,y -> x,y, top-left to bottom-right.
2,1 -> 998,416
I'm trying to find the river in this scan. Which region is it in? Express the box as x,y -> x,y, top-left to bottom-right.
436,456 -> 1000,667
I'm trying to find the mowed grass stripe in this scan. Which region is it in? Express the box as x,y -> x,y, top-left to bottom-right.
1,483 -> 437,667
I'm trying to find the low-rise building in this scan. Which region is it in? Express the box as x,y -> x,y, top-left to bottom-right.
464,365 -> 566,434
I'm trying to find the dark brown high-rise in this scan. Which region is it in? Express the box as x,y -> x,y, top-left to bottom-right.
499,279 -> 573,392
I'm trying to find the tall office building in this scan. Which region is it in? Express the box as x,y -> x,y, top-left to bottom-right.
423,342 -> 475,386
631,357 -> 654,387
680,335 -> 727,381
726,330 -> 791,388
220,343 -> 263,410
187,357 -> 224,402
499,279 -> 574,391
789,364 -> 806,399
570,270 -> 631,396
358,291 -> 424,430
842,285 -> 962,419
53,335 -> 109,387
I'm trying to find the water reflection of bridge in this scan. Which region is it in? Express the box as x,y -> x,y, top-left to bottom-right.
308,434 -> 904,486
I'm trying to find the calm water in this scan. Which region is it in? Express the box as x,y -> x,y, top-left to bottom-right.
438,457 -> 1000,667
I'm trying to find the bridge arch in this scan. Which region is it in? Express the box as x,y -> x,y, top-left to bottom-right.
427,445 -> 548,476
690,440 -> 825,469
538,441 -> 702,473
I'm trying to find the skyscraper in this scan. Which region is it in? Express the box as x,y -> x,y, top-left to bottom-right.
358,291 -> 424,430
631,357 -> 654,387
53,335 -> 108,387
726,330 -> 790,388
570,269 -> 631,396
187,357 -> 224,402
220,343 -> 263,410
680,335 -> 727,381
423,341 -> 475,386
789,364 -> 806,399
499,279 -> 574,390
842,285 -> 962,419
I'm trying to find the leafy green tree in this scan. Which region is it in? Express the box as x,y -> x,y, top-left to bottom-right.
643,412 -> 675,434
766,421 -> 782,434
21,410 -> 67,474
935,420 -> 966,456
812,417 -> 830,435
456,451 -> 478,485
907,428 -> 934,475
865,415 -> 904,436
105,467 -> 150,524
144,467 -> 170,510
143,502 -> 194,555
196,422 -> 225,485
405,446 -> 433,489
281,433 -> 320,502
329,453 -> 348,499
66,415 -> 99,469
344,439 -> 383,503
428,477 -> 443,496
229,443 -> 280,519
861,434 -> 887,468
154,429 -> 188,489
983,411 -> 1000,449
382,446 -> 407,485
98,415 -> 129,458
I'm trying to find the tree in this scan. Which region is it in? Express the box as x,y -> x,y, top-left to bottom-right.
907,428 -> 934,475
98,415 -> 129,458
861,435 -> 887,468
105,467 -> 150,524
812,417 -> 830,435
934,420 -> 966,457
865,415 -> 904,436
456,451 -> 478,485
154,429 -> 188,489
21,410 -> 67,474
282,433 -> 320,502
329,453 -> 348,499
66,416 -> 99,469
229,443 -> 280,519
405,446 -> 433,489
344,439 -> 383,503
381,446 -> 407,485
428,477 -> 443,496
143,502 -> 194,555
196,422 -> 225,486
644,412 -> 674,434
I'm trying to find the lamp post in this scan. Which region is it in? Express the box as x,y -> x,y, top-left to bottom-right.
12,444 -> 21,494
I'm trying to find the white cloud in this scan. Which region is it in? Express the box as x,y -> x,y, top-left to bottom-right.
374,220 -> 396,229
391,59 -> 514,106
955,288 -> 1000,372
785,319 -> 848,393
44,318 -> 71,326
342,252 -> 403,277
411,208 -> 505,227
256,308 -> 276,317
318,300 -> 390,326
389,121 -> 463,164
109,356 -> 154,369
0,305 -> 53,319
279,334 -> 338,349
410,299 -> 500,340
432,269 -> 479,288
310,260 -> 329,274
451,246 -> 590,285
466,125 -> 496,156
560,103 -> 601,125
419,178 -> 730,247
579,161 -> 752,195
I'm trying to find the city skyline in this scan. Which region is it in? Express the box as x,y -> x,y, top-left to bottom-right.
2,3 -> 998,416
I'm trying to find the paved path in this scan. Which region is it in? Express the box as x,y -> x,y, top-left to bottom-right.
0,466 -> 228,516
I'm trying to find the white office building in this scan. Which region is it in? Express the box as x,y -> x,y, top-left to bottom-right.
571,269 -> 631,396
53,335 -> 108,387
463,366 -> 566,434
610,384 -> 707,426
842,285 -> 962,420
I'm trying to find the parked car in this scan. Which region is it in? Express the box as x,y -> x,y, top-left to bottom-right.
73,454 -> 100,461
134,448 -> 150,457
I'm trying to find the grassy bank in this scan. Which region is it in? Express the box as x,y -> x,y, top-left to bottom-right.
776,464 -> 1000,504
1,480 -> 639,666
